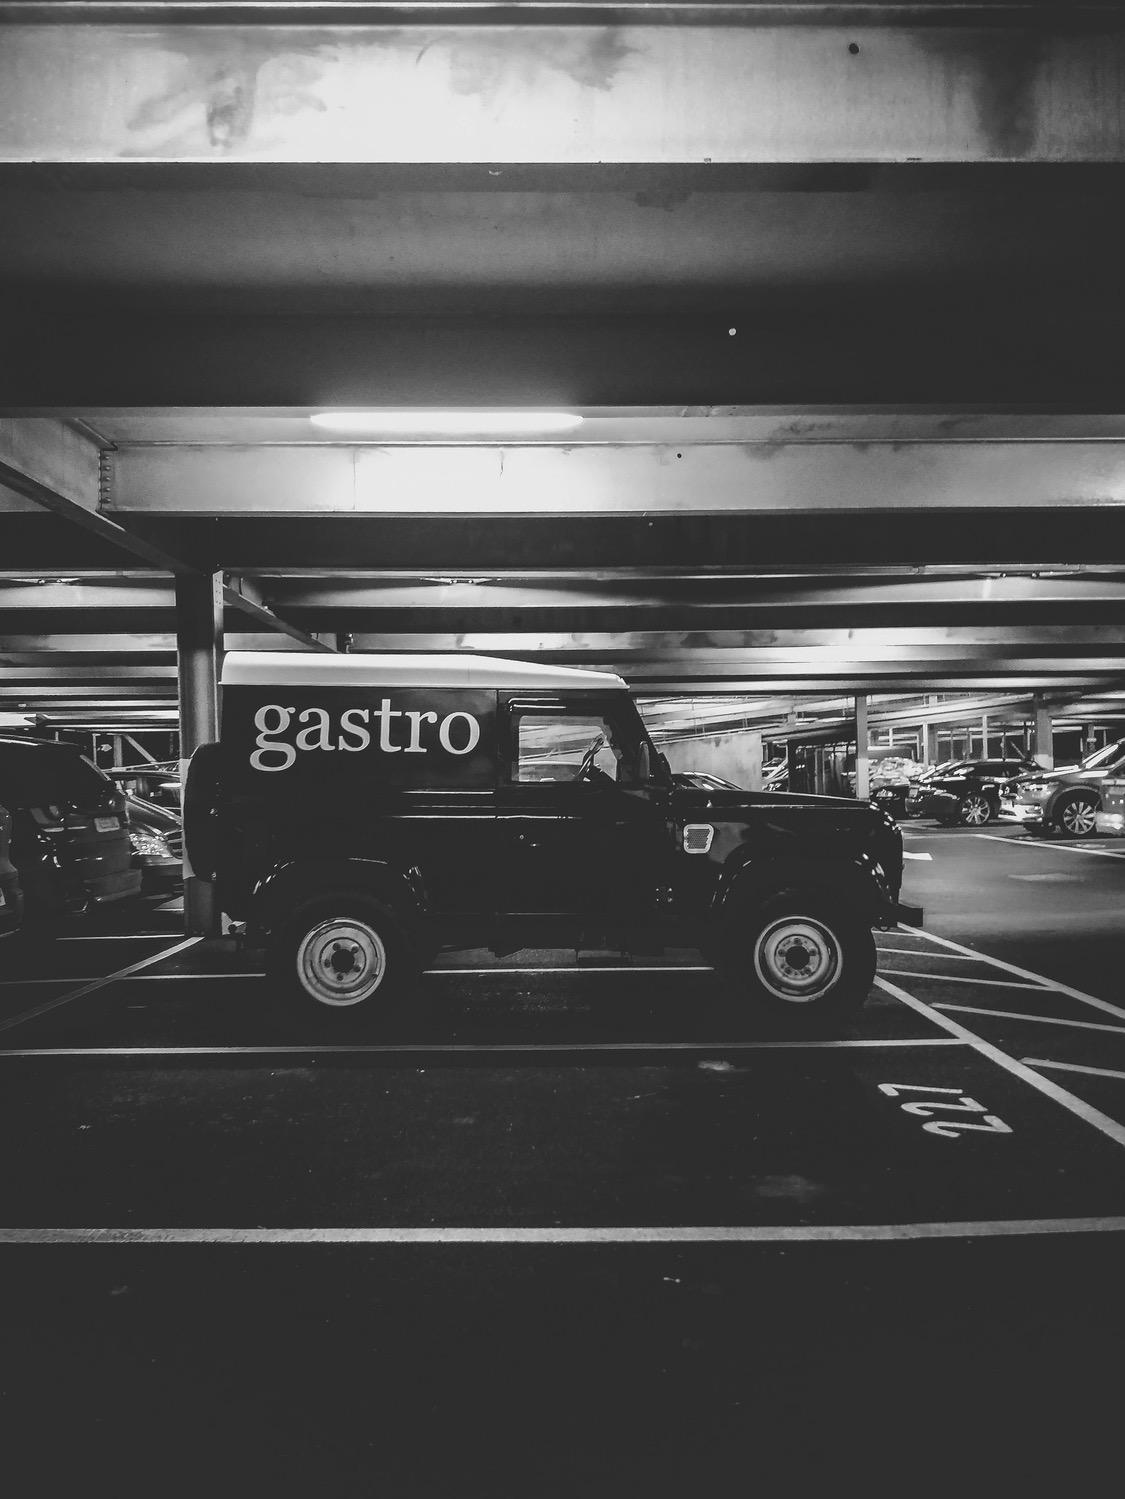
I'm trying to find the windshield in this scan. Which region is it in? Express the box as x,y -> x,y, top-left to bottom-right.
0,743 -> 115,808
1079,738 -> 1125,770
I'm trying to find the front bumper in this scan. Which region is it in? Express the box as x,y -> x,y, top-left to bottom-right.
998,799 -> 1046,826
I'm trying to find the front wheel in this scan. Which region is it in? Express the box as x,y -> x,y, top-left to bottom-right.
1054,792 -> 1098,838
959,791 -> 994,827
720,898 -> 877,1027
268,891 -> 421,1020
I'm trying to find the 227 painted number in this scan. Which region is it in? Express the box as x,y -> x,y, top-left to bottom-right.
878,1083 -> 1013,1139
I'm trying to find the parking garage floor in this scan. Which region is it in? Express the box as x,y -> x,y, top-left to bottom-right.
2,824 -> 1124,1492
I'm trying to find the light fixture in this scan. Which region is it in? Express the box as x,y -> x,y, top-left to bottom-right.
309,410 -> 584,436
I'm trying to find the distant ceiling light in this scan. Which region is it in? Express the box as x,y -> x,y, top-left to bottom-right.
309,411 -> 584,436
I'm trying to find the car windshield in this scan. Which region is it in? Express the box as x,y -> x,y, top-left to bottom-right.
1078,739 -> 1125,770
0,743 -> 115,808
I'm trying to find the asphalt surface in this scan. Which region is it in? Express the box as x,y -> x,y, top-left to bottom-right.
2,832 -> 1125,1494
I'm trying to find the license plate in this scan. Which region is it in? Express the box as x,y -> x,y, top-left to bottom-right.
94,816 -> 120,832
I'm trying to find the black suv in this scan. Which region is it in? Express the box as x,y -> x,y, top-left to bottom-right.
906,756 -> 1039,827
0,737 -> 142,914
187,652 -> 922,1028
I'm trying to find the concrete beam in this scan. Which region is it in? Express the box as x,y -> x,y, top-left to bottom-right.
3,18 -> 1124,165
105,441 -> 1125,516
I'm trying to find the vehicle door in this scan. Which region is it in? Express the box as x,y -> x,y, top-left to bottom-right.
496,694 -> 673,927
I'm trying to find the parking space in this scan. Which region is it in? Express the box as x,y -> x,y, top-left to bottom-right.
2,831 -> 1124,1491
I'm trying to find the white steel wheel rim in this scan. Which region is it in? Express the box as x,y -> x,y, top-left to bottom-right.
753,916 -> 841,1004
962,794 -> 990,826
1061,799 -> 1096,834
297,918 -> 388,1007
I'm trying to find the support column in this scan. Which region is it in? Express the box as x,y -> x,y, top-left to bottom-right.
854,695 -> 869,801
176,571 -> 223,936
1032,695 -> 1054,769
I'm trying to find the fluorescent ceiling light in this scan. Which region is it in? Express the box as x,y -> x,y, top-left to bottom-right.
309,410 -> 583,436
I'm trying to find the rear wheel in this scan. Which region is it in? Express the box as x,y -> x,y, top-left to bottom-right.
719,896 -> 876,1028
269,891 -> 421,1020
959,791 -> 993,827
1054,792 -> 1098,838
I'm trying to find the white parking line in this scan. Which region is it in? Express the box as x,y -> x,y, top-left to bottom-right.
973,833 -> 1125,861
1022,1058 -> 1125,1083
880,970 -> 1046,990
0,938 -> 202,1036
56,934 -> 176,943
934,1004 -> 1125,1036
900,924 -> 1125,1023
2,1217 -> 1124,1245
874,975 -> 1125,1149
0,1037 -> 970,1060
876,947 -> 981,961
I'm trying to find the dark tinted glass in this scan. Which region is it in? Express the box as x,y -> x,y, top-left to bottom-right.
0,744 -> 114,807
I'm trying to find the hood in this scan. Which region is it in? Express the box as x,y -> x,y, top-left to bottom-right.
1014,764 -> 1106,787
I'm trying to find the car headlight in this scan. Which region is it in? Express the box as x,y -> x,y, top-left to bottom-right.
130,829 -> 172,857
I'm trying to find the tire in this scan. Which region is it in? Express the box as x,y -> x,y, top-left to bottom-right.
719,896 -> 877,1027
959,791 -> 993,827
1054,792 -> 1099,838
268,891 -> 421,1019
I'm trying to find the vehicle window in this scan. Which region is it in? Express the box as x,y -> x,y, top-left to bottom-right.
1080,738 -> 1125,770
512,711 -> 633,784
0,745 -> 112,807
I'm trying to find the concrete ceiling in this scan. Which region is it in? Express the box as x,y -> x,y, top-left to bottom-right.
2,2 -> 1125,721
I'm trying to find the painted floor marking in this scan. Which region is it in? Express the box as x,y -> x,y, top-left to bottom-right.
0,1037 -> 969,1061
899,924 -> 1125,1023
876,946 -> 981,961
2,1218 -> 1124,1245
880,970 -> 1046,990
1023,1058 -> 1125,1083
874,975 -> 1125,1149
56,934 -> 175,943
973,832 -> 1125,861
903,851 -> 933,861
0,937 -> 203,1036
934,1004 -> 1125,1037
0,976 -> 99,988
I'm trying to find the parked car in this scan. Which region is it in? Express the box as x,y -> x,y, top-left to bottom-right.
1095,777 -> 1125,836
123,791 -> 184,894
185,651 -> 921,1027
672,771 -> 741,792
1001,738 -> 1125,838
868,756 -> 930,818
0,737 -> 143,915
906,756 -> 1039,827
0,802 -> 24,939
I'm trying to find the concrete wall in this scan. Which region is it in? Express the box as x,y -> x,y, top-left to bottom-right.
661,730 -> 763,790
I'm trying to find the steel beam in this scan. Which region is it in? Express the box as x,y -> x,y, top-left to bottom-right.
105,441 -> 1125,517
221,578 -> 336,653
3,18 -> 1124,165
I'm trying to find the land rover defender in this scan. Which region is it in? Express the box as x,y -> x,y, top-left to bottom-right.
185,653 -> 921,1025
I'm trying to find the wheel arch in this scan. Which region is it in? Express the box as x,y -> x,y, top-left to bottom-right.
251,857 -> 429,937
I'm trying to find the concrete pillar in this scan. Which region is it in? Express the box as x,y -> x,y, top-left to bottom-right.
854,695 -> 869,800
176,571 -> 223,936
1031,696 -> 1053,768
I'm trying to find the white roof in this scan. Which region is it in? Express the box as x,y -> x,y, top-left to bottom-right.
221,651 -> 628,693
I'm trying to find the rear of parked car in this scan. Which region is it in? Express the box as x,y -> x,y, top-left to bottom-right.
0,802 -> 24,938
0,738 -> 142,915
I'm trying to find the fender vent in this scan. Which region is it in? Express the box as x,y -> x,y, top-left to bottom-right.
683,824 -> 715,854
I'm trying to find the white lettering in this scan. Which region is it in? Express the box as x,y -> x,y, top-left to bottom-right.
251,704 -> 298,773
439,711 -> 480,756
374,697 -> 403,753
338,707 -> 371,752
404,710 -> 438,753
295,707 -> 335,753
